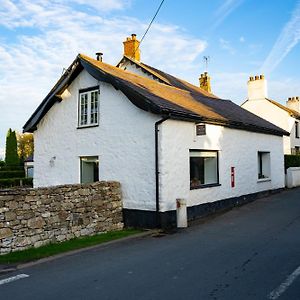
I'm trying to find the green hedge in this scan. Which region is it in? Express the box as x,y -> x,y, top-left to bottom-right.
0,178 -> 33,188
284,155 -> 300,170
0,170 -> 25,179
0,165 -> 24,171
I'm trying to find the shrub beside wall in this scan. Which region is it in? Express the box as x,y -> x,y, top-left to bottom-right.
284,155 -> 300,171
0,181 -> 123,254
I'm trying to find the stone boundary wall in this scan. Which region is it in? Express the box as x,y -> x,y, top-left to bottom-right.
0,181 -> 123,254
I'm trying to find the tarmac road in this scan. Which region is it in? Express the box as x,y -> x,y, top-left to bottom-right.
0,188 -> 300,300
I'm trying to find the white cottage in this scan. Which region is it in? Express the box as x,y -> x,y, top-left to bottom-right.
242,75 -> 300,155
24,36 -> 287,228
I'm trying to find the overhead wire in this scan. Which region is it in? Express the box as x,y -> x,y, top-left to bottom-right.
122,0 -> 165,67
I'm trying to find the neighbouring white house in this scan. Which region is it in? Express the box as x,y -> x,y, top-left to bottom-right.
23,35 -> 288,228
242,75 -> 300,155
24,154 -> 34,178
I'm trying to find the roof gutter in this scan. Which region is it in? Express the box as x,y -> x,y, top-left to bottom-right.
155,115 -> 170,228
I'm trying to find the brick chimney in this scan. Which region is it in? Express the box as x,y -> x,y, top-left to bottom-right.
123,34 -> 140,61
286,97 -> 300,112
247,75 -> 268,100
199,72 -> 211,93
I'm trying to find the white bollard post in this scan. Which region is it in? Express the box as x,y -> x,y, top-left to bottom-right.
176,198 -> 187,228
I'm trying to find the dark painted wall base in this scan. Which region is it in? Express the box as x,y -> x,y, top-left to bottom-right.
123,188 -> 284,229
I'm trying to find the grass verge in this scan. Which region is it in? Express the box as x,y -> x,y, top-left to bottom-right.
0,229 -> 142,264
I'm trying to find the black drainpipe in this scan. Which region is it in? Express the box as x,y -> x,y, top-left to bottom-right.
155,116 -> 170,228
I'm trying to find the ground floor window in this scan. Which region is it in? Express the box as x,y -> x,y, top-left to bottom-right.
80,156 -> 99,184
291,147 -> 300,155
257,151 -> 270,180
26,166 -> 34,178
190,150 -> 219,189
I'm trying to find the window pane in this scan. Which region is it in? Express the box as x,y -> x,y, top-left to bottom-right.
90,91 -> 98,124
80,156 -> 99,184
190,151 -> 218,188
80,93 -> 88,125
257,151 -> 270,179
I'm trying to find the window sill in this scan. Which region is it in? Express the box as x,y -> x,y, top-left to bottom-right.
77,124 -> 99,129
257,178 -> 271,183
190,183 -> 221,190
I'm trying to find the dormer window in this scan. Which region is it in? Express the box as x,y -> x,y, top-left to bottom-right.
78,86 -> 99,128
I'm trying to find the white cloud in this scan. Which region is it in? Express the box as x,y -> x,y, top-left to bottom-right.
71,0 -> 131,12
261,1 -> 300,74
219,38 -> 236,54
239,36 -> 245,43
212,72 -> 249,103
212,0 -> 244,30
0,0 -> 207,152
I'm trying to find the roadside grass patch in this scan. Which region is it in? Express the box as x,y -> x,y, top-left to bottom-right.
0,229 -> 142,264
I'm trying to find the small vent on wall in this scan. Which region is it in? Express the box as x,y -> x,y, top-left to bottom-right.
196,124 -> 206,136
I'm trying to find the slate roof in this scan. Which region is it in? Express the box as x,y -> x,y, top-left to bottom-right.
117,55 -> 219,98
23,54 -> 288,137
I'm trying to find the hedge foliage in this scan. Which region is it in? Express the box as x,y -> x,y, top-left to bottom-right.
0,178 -> 33,188
0,170 -> 25,179
0,165 -> 24,171
284,155 -> 300,170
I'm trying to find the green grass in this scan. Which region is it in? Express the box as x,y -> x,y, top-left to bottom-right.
0,229 -> 142,264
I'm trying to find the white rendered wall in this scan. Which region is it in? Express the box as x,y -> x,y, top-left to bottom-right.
158,120 -> 285,212
118,62 -> 160,81
242,99 -> 300,154
34,70 -> 159,211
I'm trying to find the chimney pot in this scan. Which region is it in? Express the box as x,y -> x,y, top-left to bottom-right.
199,72 -> 211,93
247,74 -> 268,100
95,52 -> 103,62
123,34 -> 140,61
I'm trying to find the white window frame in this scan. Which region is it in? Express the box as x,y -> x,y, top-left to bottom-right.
189,150 -> 220,189
79,156 -> 99,184
78,87 -> 99,128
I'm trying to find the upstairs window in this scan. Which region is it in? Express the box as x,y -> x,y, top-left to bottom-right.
295,122 -> 299,139
78,87 -> 99,127
257,151 -> 271,180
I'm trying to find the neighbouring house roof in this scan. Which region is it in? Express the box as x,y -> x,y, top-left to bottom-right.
242,98 -> 300,121
23,54 -> 288,137
117,55 -> 219,98
266,98 -> 300,120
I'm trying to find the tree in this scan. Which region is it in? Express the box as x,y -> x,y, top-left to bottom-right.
5,128 -> 19,166
17,132 -> 34,162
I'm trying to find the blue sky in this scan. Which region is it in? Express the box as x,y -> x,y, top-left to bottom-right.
0,0 -> 300,158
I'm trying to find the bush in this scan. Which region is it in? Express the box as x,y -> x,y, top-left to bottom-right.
0,170 -> 25,179
5,129 -> 19,166
0,165 -> 24,171
0,178 -> 33,188
284,155 -> 300,170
